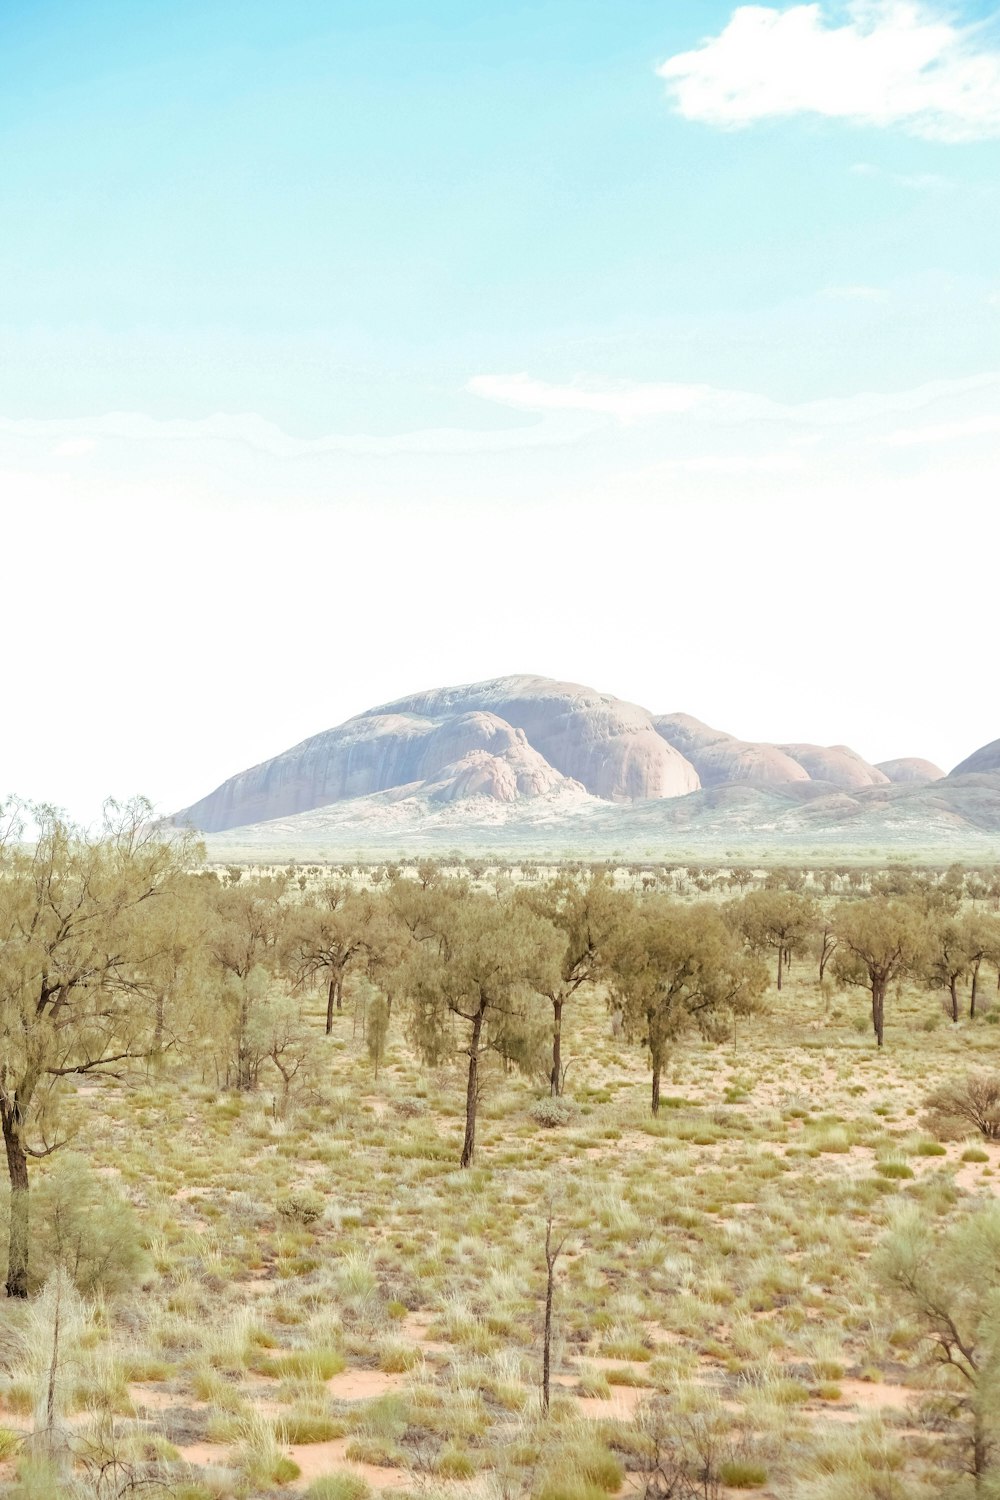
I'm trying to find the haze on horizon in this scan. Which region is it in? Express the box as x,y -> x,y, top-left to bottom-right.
2,0 -> 998,823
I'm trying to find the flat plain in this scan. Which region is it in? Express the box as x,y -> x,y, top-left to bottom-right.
2,863 -> 999,1500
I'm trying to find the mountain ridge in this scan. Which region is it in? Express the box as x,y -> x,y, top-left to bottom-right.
170,673 -> 994,852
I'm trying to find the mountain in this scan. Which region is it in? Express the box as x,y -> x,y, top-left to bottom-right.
875,757 -> 946,784
951,739 -> 1000,777
170,675 -> 1000,855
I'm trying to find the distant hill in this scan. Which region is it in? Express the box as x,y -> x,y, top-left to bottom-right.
170,674 -> 998,856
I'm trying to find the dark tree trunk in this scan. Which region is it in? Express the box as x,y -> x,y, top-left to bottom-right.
2,1104 -> 29,1299
872,977 -> 886,1048
971,958 -> 982,1019
542,1217 -> 558,1413
776,944 -> 783,991
326,974 -> 337,1034
950,975 -> 959,1023
460,1007 -> 486,1168
550,997 -> 564,1097
651,1059 -> 662,1117
237,991 -> 254,1089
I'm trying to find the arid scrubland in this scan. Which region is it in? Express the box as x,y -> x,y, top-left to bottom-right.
5,811 -> 1000,1497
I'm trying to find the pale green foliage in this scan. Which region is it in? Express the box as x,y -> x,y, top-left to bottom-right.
877,1203 -> 1000,1485
28,1154 -> 146,1295
606,898 -> 768,1112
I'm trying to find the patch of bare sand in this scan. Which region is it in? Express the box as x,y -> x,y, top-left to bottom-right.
327,1369 -> 408,1400
575,1387 -> 646,1417
285,1435 -> 411,1489
837,1379 -> 916,1411
177,1441 -> 228,1467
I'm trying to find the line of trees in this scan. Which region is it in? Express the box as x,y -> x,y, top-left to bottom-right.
5,800 -> 1000,1298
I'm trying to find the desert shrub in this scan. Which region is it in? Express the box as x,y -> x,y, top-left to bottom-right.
530,1097 -> 575,1128
925,1073 -> 1000,1141
277,1189 -> 326,1225
962,1147 -> 989,1163
12,1154 -> 147,1295
719,1459 -> 768,1489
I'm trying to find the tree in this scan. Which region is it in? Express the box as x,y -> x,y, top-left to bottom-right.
406,889 -> 562,1166
735,888 -> 816,991
518,873 -> 621,1095
925,1074 -> 1000,1141
607,899 -> 767,1116
877,1204 -> 1000,1487
928,914 -> 975,1024
206,877 -> 287,1089
0,800 -> 199,1298
287,883 -> 379,1033
832,898 -> 927,1048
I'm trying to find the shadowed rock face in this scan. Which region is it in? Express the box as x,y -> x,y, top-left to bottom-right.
172,676 -> 700,833
951,739 -> 1000,777
385,677 -> 700,804
876,757 -> 945,784
778,744 -> 890,789
654,714 -> 810,788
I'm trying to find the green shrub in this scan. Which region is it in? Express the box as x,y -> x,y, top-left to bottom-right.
276,1414 -> 346,1444
876,1161 -> 914,1180
530,1098 -> 575,1128
914,1141 -> 946,1156
962,1146 -> 989,1163
305,1477 -> 372,1500
719,1459 -> 768,1488
24,1153 -> 147,1294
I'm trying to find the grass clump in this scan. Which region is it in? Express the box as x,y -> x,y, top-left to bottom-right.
719,1458 -> 768,1488
304,1477 -> 372,1500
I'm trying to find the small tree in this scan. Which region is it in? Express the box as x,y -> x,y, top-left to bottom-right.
519,873 -> 621,1095
877,1204 -> 1000,1487
207,879 -> 287,1089
832,898 -> 927,1048
607,898 -> 768,1116
0,800 -> 199,1298
406,890 -> 562,1166
287,883 -> 382,1032
925,1073 -> 1000,1141
736,888 -> 816,991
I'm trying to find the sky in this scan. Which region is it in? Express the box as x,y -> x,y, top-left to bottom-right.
2,0 -> 999,821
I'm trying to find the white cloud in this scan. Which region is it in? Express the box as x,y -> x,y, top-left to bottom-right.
659,2 -> 1000,141
469,369 -> 999,429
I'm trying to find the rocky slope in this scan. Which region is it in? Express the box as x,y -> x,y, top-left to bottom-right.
171,673 -> 995,849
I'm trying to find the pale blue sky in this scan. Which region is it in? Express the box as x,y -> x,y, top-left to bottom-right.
2,1 -> 999,817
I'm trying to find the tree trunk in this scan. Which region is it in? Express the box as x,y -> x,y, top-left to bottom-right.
542,1217 -> 558,1414
237,990 -> 253,1090
550,997 -> 564,1097
2,1105 -> 30,1299
776,944 -> 783,991
651,1058 -> 662,1117
326,974 -> 337,1034
872,977 -> 886,1048
971,958 -> 982,1019
950,975 -> 959,1023
460,1007 -> 485,1168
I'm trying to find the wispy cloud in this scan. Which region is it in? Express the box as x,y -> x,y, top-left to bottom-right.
851,161 -> 953,189
468,370 -> 999,429
659,3 -> 1000,142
